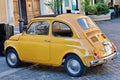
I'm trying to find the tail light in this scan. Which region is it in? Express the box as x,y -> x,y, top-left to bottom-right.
93,50 -> 99,59
113,45 -> 117,52
111,42 -> 117,52
94,52 -> 99,59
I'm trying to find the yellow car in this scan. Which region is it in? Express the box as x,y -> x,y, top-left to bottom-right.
4,14 -> 118,77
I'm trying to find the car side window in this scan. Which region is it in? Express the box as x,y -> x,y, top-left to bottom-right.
26,21 -> 49,35
52,22 -> 73,37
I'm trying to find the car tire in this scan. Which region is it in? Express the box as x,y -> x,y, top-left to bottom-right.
6,49 -> 21,68
64,55 -> 85,77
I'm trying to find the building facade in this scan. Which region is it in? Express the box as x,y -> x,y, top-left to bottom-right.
0,0 -> 120,26
91,0 -> 119,5
13,0 -> 41,25
42,0 -> 120,15
0,0 -> 41,26
62,0 -> 84,14
0,0 -> 7,24
43,0 -> 85,14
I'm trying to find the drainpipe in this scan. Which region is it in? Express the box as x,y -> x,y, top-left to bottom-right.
57,0 -> 59,14
18,0 -> 24,33
61,0 -> 63,14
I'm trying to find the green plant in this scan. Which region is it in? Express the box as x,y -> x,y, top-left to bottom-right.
88,5 -> 97,15
81,0 -> 90,14
45,0 -> 62,14
95,0 -> 104,3
96,3 -> 109,15
82,1 -> 109,15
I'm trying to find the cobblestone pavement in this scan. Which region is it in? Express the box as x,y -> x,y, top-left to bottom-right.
0,18 -> 120,80
0,56 -> 11,72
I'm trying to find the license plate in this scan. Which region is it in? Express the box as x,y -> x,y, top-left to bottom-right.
104,45 -> 112,55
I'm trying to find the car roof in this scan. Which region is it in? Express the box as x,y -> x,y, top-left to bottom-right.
33,14 -> 87,21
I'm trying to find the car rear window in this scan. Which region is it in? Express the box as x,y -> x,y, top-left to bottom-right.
78,18 -> 97,30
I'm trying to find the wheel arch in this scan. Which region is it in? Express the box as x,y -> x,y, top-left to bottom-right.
5,46 -> 14,52
5,46 -> 23,60
62,52 -> 85,65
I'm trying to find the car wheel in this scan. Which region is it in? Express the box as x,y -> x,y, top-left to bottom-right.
6,49 -> 21,68
64,55 -> 85,77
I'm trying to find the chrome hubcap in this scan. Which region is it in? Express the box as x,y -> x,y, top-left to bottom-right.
7,52 -> 17,66
67,59 -> 81,74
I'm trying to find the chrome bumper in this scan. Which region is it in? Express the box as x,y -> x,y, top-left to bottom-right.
90,52 -> 119,66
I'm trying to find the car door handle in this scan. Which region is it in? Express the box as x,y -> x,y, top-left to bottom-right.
44,40 -> 51,42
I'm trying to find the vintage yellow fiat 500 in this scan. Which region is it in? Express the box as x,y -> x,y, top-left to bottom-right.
4,14 -> 118,77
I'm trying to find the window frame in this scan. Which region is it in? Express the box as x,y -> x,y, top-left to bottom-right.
65,0 -> 69,7
72,0 -> 79,10
26,21 -> 50,36
52,21 -> 73,38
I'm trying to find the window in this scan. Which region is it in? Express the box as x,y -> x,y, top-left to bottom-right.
26,21 -> 49,35
78,18 -> 97,30
52,22 -> 73,37
72,0 -> 78,10
65,0 -> 69,7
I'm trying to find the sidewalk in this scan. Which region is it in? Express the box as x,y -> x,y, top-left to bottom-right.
14,26 -> 20,34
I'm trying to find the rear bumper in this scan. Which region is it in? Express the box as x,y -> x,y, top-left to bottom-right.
90,52 -> 119,66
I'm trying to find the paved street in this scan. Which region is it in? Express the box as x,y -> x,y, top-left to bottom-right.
0,18 -> 120,80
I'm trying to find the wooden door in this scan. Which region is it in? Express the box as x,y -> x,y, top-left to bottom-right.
13,0 -> 41,25
32,0 -> 41,17
13,0 -> 19,26
26,0 -> 40,23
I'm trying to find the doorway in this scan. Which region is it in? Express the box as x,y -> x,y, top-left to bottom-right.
71,0 -> 78,11
13,0 -> 27,25
20,0 -> 28,25
64,0 -> 79,13
13,0 -> 40,26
